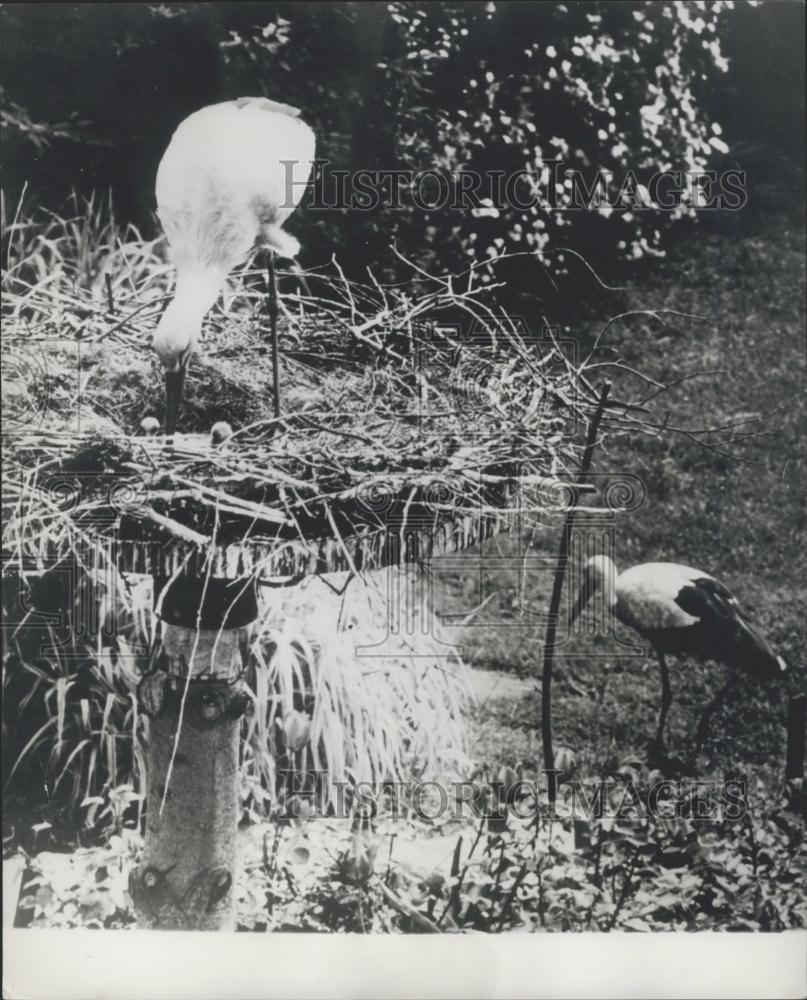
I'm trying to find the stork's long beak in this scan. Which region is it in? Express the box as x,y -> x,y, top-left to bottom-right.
164,365 -> 186,437
568,575 -> 593,629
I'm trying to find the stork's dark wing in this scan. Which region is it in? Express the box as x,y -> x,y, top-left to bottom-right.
675,576 -> 756,623
235,96 -> 302,118
674,578 -> 782,677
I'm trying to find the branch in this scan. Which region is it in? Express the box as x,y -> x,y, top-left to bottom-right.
541,380 -> 611,811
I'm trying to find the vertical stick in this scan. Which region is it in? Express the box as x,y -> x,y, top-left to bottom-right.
267,252 -> 281,419
541,381 -> 611,810
105,273 -> 115,315
785,693 -> 806,783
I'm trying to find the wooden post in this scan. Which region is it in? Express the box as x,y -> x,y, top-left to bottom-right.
541,382 -> 611,810
129,577 -> 257,930
267,252 -> 281,419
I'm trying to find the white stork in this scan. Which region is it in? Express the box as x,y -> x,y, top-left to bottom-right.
152,97 -> 316,434
568,556 -> 787,747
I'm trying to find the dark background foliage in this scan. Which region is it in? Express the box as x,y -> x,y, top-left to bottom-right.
2,1 -> 803,289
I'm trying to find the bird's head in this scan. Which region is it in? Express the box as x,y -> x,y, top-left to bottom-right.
139,415 -> 161,436
568,555 -> 618,627
152,303 -> 201,436
210,421 -> 233,445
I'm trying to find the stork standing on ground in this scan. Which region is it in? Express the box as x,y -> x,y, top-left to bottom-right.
152,98 -> 316,434
568,557 -> 787,748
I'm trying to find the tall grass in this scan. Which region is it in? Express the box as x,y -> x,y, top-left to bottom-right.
242,569 -> 470,818
3,561 -> 470,842
2,564 -> 150,843
2,188 -> 167,303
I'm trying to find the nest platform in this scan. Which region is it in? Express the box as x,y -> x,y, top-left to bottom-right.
3,258 -> 594,582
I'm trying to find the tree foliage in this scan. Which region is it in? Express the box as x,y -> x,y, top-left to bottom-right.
1,2 -> 803,289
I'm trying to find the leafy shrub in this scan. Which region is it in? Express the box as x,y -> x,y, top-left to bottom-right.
13,763 -> 806,931
4,2 -> 801,286
15,829 -> 141,929
392,764 -> 807,932
379,2 -> 738,284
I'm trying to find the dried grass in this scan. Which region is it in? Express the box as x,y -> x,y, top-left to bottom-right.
241,568 -> 472,815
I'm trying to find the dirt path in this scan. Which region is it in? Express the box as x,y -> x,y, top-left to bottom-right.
468,667 -> 534,704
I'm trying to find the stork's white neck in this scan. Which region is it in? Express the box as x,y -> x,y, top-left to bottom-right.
601,568 -> 618,606
587,555 -> 618,606
170,266 -> 226,319
153,267 -> 225,368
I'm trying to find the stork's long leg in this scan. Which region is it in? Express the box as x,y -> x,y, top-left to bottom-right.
266,252 -> 281,419
696,674 -> 733,748
289,258 -> 312,299
656,652 -> 673,748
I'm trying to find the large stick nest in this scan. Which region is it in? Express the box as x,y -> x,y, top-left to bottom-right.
3,247 -> 588,578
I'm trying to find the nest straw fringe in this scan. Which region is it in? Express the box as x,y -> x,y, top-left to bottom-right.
3,208 -> 590,580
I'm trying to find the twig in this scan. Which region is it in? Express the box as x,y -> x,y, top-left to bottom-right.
581,309 -> 705,369
299,415 -> 397,458
105,273 -> 115,315
551,247 -> 625,291
541,380 -> 611,811
120,503 -> 210,548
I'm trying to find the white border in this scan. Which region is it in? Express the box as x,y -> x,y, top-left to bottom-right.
4,928 -> 807,999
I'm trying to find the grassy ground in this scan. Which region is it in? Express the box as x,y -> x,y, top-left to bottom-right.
438,209 -> 805,777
